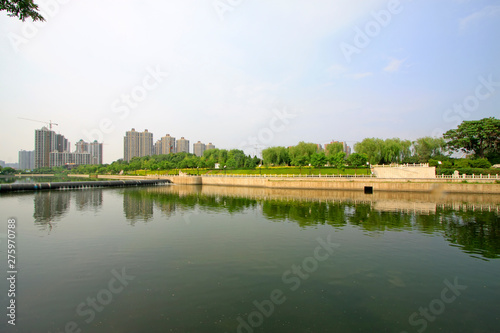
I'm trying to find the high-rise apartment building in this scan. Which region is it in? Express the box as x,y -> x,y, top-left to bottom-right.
75,139 -> 103,165
162,134 -> 176,154
206,143 -> 215,151
124,129 -> 154,162
19,150 -> 35,170
50,152 -> 91,167
176,137 -> 189,153
155,134 -> 176,155
154,140 -> 162,155
193,141 -> 206,157
56,134 -> 70,153
35,127 -> 58,169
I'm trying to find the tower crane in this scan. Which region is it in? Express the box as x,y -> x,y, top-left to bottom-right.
18,117 -> 59,130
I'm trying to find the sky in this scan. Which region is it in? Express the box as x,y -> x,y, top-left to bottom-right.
1,0 -> 499,164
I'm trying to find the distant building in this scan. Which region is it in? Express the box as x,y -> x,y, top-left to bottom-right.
193,141 -> 206,157
206,142 -> 215,151
50,152 -> 91,167
75,140 -> 103,165
0,160 -> 5,168
56,134 -> 70,153
124,129 -> 154,162
35,127 -> 59,169
176,137 -> 189,153
19,150 -> 35,170
5,163 -> 19,169
155,134 -> 176,155
154,140 -> 162,155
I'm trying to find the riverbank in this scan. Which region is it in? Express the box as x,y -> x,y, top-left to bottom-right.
68,174 -> 500,194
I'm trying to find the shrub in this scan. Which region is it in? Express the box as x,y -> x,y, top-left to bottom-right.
453,159 -> 471,168
470,158 -> 492,169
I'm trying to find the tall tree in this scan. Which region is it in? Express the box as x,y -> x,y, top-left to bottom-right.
1,0 -> 44,21
289,142 -> 318,166
325,142 -> 344,156
413,137 -> 446,162
354,138 -> 384,165
262,146 -> 289,166
443,117 -> 500,158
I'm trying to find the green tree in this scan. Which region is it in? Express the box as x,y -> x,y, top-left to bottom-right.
1,0 -> 45,21
354,138 -> 384,165
444,117 -> 500,158
347,153 -> 368,167
329,152 -> 346,170
1,167 -> 16,175
262,146 -> 290,165
289,142 -> 318,166
413,137 -> 446,163
310,152 -> 327,168
325,142 -> 343,156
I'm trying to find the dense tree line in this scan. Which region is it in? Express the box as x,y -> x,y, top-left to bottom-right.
260,118 -> 499,167
65,149 -> 261,175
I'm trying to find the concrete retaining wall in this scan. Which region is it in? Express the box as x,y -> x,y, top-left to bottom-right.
199,176 -> 500,194
70,174 -> 500,194
372,165 -> 436,178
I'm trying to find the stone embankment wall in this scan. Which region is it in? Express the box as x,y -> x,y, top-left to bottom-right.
199,176 -> 499,194
68,174 -> 500,194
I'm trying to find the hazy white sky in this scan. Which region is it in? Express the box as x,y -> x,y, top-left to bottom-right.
1,0 -> 499,163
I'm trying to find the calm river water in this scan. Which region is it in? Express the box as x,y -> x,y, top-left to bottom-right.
0,184 -> 499,333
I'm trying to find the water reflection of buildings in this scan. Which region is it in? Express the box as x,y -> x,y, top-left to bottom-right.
74,190 -> 103,211
123,190 -> 154,225
34,189 -> 104,229
34,191 -> 71,224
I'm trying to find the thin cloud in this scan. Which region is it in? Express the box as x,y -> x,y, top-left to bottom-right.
460,5 -> 500,30
326,64 -> 348,76
384,58 -> 406,73
346,72 -> 373,79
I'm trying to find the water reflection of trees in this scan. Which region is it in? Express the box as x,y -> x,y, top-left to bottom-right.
128,187 -> 500,260
124,188 -> 258,223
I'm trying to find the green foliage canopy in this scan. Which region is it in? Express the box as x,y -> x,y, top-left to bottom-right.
1,0 -> 44,21
444,117 -> 500,158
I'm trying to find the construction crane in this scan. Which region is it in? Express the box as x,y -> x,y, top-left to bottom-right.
18,117 -> 59,130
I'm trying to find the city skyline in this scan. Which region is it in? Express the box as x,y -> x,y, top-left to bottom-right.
1,1 -> 499,163
124,128 -> 217,162
33,126 -> 103,169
